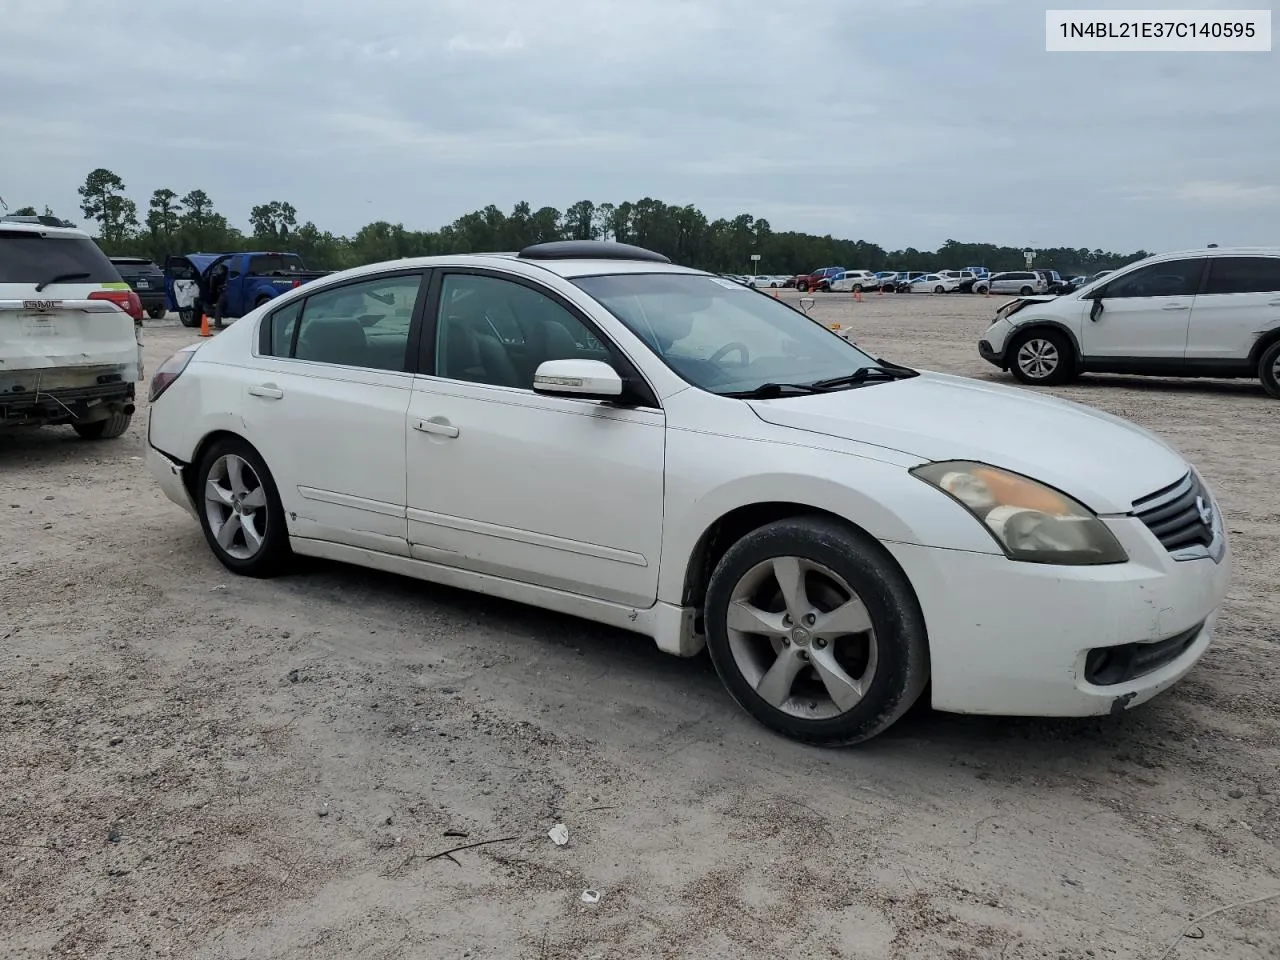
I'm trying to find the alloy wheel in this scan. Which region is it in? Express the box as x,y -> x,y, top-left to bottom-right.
1016,338 -> 1059,380
203,453 -> 269,560
725,556 -> 878,720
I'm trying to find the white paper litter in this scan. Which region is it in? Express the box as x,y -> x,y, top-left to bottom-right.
547,823 -> 569,845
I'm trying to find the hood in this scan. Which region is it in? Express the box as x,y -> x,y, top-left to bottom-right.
747,371 -> 1188,514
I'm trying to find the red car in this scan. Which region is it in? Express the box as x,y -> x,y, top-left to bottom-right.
795,266 -> 846,292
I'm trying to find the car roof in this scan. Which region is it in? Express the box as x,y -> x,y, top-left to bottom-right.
1142,246 -> 1280,261
0,220 -> 92,239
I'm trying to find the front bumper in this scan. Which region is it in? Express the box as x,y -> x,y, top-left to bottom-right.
884,513 -> 1231,718
978,338 -> 1003,367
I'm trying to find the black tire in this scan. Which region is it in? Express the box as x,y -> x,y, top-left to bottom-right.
147,305 -> 167,321
195,436 -> 292,578
179,305 -> 199,328
1259,340 -> 1280,399
72,412 -> 132,440
1019,285 -> 1033,296
974,283 -> 989,295
852,284 -> 863,293
1008,328 -> 1076,386
933,285 -> 945,294
704,516 -> 930,746
797,282 -> 809,293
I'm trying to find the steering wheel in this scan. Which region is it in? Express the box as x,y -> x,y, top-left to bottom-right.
710,341 -> 750,365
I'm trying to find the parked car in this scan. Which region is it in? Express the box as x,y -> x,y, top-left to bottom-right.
796,266 -> 846,292
747,274 -> 784,288
893,271 -> 929,292
165,251 -> 330,328
982,271 -> 1049,296
829,270 -> 879,292
1,215 -> 143,438
978,246 -> 1280,397
109,256 -> 169,319
908,274 -> 961,294
939,270 -> 980,292
873,271 -> 899,291
146,238 -> 1231,746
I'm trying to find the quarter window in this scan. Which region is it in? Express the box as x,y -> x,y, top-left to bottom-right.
288,274 -> 423,370
1202,257 -> 1280,295
433,274 -> 610,389
1102,259 -> 1204,299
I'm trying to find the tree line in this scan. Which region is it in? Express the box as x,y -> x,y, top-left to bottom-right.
7,167 -> 1151,277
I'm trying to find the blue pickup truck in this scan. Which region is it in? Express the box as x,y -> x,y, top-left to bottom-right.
164,251 -> 329,327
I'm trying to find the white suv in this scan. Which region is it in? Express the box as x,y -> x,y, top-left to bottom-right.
0,216 -> 145,437
978,247 -> 1280,398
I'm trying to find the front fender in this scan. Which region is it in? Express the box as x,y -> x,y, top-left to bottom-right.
656,431 -> 1002,605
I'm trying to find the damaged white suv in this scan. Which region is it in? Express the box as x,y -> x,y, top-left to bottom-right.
0,216 -> 144,439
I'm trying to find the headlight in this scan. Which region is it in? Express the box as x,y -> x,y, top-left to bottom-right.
911,460 -> 1128,565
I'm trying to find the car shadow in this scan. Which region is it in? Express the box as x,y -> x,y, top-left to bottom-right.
272,554 -> 1190,774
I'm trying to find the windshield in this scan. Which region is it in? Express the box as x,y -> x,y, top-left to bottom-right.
572,272 -> 886,395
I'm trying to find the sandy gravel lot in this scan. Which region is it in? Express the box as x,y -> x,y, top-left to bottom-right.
3,291 -> 1277,960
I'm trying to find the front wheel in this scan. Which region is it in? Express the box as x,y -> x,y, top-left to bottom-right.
147,305 -> 167,321
1009,329 -> 1075,386
1259,340 -> 1280,399
974,283 -> 989,295
704,517 -> 930,746
196,437 -> 292,577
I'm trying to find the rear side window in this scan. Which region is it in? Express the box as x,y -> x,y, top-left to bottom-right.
1202,257 -> 1280,295
0,231 -> 121,284
267,300 -> 302,357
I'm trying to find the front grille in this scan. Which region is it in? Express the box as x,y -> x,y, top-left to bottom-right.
1084,621 -> 1204,686
1131,472 -> 1215,555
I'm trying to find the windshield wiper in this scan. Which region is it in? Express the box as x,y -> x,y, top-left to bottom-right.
809,365 -> 917,390
723,381 -> 832,399
34,271 -> 91,292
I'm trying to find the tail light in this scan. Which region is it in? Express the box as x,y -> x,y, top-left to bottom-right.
89,289 -> 143,322
291,279 -> 302,288
150,347 -> 197,402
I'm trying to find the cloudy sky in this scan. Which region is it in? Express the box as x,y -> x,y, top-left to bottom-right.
1,0 -> 1276,251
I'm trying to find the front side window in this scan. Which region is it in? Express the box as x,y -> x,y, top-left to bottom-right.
1202,256 -> 1280,295
291,274 -> 423,370
573,272 -> 885,396
434,273 -> 610,389
1102,259 -> 1204,299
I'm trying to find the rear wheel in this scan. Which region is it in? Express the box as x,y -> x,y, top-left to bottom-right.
704,517 -> 929,746
1019,285 -> 1034,295
933,285 -> 945,294
179,304 -> 199,328
196,437 -> 292,577
72,411 -> 132,440
1009,328 -> 1075,386
147,305 -> 167,321
974,282 -> 989,295
1259,340 -> 1280,399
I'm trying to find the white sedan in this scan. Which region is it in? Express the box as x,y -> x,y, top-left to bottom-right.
147,240 -> 1230,746
909,273 -> 962,294
746,274 -> 784,288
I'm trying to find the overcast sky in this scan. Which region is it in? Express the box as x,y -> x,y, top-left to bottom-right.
1,0 -> 1276,252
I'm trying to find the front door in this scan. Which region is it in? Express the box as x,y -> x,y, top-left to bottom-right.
239,270 -> 427,555
1081,257 -> 1206,360
405,270 -> 666,608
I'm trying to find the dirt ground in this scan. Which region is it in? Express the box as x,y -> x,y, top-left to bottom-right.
2,291 -> 1277,960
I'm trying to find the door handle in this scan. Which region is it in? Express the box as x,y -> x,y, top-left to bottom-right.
248,383 -> 284,399
414,418 -> 459,438
1161,303 -> 1189,311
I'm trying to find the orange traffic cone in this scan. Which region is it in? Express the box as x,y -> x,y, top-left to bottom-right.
198,309 -> 211,337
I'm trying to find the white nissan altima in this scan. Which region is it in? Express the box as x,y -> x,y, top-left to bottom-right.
146,240 -> 1231,746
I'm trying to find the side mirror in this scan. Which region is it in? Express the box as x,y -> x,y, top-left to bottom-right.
532,359 -> 623,399
1089,298 -> 1104,322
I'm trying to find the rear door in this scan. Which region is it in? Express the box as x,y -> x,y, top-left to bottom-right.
1185,256 -> 1280,362
0,230 -> 140,392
